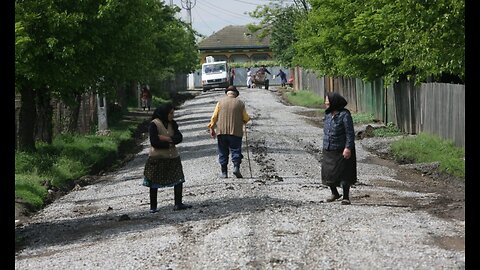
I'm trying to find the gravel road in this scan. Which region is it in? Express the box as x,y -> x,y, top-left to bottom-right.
15,87 -> 465,270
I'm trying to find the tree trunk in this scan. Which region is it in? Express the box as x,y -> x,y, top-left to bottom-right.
66,92 -> 82,133
35,87 -> 53,144
18,85 -> 37,152
115,81 -> 127,112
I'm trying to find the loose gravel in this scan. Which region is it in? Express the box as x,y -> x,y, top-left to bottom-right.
15,87 -> 465,270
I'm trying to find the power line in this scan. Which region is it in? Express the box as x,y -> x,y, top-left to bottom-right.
195,4 -> 239,27
191,6 -> 216,35
180,0 -> 197,26
199,1 -> 253,20
230,0 -> 259,6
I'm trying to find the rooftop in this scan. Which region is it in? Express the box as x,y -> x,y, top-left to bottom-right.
198,25 -> 270,50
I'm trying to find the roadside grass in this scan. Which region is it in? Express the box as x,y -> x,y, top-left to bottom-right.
351,112 -> 375,125
282,89 -> 465,179
373,122 -> 404,137
390,133 -> 465,178
283,89 -> 324,108
15,109 -> 146,210
14,89 -> 196,213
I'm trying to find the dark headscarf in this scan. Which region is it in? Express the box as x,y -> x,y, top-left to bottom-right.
325,92 -> 348,114
152,102 -> 174,127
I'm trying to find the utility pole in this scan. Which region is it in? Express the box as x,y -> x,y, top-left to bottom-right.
181,0 -> 197,90
180,0 -> 196,26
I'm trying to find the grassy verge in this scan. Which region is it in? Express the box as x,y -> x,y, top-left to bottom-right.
15,114 -> 144,211
15,92 -> 197,212
281,89 -> 465,179
282,89 -> 324,108
14,92 -> 198,252
390,133 -> 465,178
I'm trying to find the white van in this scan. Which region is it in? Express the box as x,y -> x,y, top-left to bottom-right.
201,60 -> 229,91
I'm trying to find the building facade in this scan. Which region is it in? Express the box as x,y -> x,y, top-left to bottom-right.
197,25 -> 272,64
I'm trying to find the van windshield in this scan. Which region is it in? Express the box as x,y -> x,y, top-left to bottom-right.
203,63 -> 226,74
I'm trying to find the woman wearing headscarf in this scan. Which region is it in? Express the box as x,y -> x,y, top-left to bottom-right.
143,103 -> 192,213
321,92 -> 357,205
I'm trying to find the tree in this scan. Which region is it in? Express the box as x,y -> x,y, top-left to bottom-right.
15,0 -> 199,151
293,0 -> 464,84
247,0 -> 308,67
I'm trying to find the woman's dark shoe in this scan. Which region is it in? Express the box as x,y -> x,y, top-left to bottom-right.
341,199 -> 351,205
173,203 -> 192,211
326,194 -> 341,202
149,208 -> 158,213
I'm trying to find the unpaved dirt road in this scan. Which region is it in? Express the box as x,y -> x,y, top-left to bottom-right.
15,87 -> 465,270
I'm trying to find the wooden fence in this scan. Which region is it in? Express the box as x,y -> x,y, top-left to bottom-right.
293,67 -> 465,148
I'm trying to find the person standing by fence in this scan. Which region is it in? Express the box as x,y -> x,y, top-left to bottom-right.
276,69 -> 287,87
246,68 -> 253,88
321,92 -> 357,205
229,67 -> 236,86
140,86 -> 152,111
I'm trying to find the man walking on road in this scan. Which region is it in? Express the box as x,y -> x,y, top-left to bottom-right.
208,86 -> 251,178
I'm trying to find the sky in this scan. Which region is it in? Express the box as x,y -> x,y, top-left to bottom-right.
169,0 -> 269,37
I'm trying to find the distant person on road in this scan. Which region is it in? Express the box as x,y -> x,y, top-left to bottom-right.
208,86 -> 251,179
143,103 -> 192,213
246,67 -> 253,88
140,86 -> 153,111
254,65 -> 271,89
257,65 -> 271,76
322,92 -> 357,205
276,69 -> 287,87
229,67 -> 236,86
256,65 -> 272,78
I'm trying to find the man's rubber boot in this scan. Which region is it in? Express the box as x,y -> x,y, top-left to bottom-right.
233,164 -> 243,178
173,183 -> 192,211
220,164 -> 228,178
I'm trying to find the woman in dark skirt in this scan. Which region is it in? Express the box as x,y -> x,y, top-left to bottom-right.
321,92 -> 357,205
143,103 -> 192,213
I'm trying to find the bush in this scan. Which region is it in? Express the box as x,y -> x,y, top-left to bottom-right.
391,133 -> 464,178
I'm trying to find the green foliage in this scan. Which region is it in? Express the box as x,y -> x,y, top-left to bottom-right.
15,174 -> 48,210
151,95 -> 170,109
248,1 -> 306,67
15,111 -> 143,209
283,90 -> 324,108
373,122 -> 403,137
229,60 -> 280,69
351,113 -> 375,124
293,0 -> 464,84
391,133 -> 464,178
49,157 -> 87,187
269,8 -> 302,67
15,143 -> 59,174
16,0 -> 199,150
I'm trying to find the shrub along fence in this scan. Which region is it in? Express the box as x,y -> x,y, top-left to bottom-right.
294,67 -> 465,148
